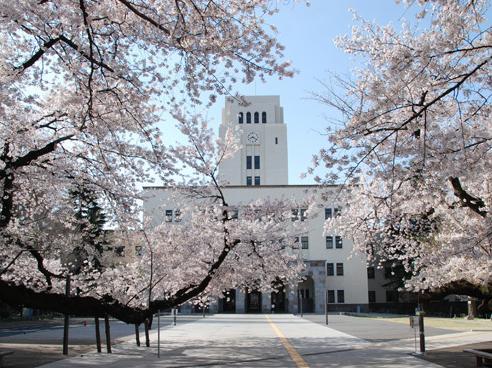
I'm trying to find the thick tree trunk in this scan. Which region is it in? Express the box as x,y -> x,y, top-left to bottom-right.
467,297 -> 477,320
135,324 -> 140,347
144,318 -> 150,347
104,315 -> 112,353
95,317 -> 101,353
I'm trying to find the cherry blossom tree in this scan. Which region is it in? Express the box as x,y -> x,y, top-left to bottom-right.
0,0 -> 299,322
312,0 -> 491,297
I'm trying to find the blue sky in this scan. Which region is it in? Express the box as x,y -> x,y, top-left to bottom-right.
195,1 -> 424,185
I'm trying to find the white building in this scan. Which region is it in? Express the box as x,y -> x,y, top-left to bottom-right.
144,96 -> 386,314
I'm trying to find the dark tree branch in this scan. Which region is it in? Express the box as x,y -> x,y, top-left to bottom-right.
449,176 -> 487,218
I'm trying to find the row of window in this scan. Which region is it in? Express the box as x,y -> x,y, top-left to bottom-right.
246,176 -> 260,186
165,209 -> 181,222
327,290 -> 344,304
325,207 -> 341,219
246,155 -> 260,170
326,236 -> 343,249
292,236 -> 344,250
326,262 -> 344,276
294,236 -> 309,249
292,207 -> 342,221
239,111 -> 267,124
291,208 -> 307,221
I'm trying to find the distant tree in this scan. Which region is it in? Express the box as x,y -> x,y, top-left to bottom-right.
68,185 -> 107,273
313,0 -> 491,297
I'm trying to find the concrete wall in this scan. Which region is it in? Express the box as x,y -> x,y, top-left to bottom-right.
143,185 -> 369,308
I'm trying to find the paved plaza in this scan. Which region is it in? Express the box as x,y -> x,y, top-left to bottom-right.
17,314 -> 486,368
1,314 -> 491,367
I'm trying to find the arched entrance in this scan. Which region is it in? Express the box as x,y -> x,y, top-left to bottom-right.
246,290 -> 262,313
219,289 -> 236,313
298,276 -> 315,313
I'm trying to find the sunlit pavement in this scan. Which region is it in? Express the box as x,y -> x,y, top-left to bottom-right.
33,314 -> 465,368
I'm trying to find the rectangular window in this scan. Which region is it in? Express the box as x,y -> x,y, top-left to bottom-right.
246,176 -> 252,186
337,290 -> 345,303
335,236 -> 343,249
275,137 -> 278,144
291,209 -> 298,222
336,263 -> 344,276
300,209 -> 307,221
325,236 -> 333,249
327,290 -> 335,303
368,290 -> 376,303
114,246 -> 125,257
254,155 -> 260,169
325,208 -> 332,219
254,176 -> 260,186
165,209 -> 173,222
334,207 -> 341,217
293,237 -> 299,248
135,245 -> 143,257
326,263 -> 334,276
367,267 -> 375,279
301,236 -> 309,249
174,209 -> 181,222
246,155 -> 252,170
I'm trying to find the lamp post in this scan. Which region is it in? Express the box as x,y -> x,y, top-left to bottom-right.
325,289 -> 329,325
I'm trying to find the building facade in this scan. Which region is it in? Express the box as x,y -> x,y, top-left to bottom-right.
143,96 -> 394,314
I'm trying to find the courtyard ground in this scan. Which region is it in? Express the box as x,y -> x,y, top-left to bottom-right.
0,313 -> 485,368
1,314 -> 491,367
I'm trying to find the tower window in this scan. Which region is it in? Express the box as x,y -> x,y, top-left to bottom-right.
238,112 -> 243,124
254,112 -> 259,124
325,236 -> 333,249
335,236 -> 343,249
262,112 -> 267,124
254,176 -> 260,186
326,263 -> 334,276
246,155 -> 252,170
246,112 -> 251,124
337,290 -> 345,303
301,236 -> 309,249
254,156 -> 260,169
246,176 -> 252,186
275,137 -> 278,144
327,290 -> 335,303
336,263 -> 344,276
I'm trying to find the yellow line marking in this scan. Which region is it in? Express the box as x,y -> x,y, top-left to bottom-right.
265,315 -> 310,368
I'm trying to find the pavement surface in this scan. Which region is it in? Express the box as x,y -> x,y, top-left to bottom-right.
2,314 -> 491,368
31,314 -> 464,368
301,314 -> 456,343
0,315 -> 201,368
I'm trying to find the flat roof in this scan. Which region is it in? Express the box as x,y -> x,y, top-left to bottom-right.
143,184 -> 340,189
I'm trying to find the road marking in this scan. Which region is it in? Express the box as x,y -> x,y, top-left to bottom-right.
265,315 -> 309,368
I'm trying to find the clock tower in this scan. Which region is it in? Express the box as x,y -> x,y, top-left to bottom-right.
218,95 -> 288,186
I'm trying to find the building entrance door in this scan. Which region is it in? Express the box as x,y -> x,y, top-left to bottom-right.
271,290 -> 286,313
246,291 -> 262,313
220,289 -> 236,313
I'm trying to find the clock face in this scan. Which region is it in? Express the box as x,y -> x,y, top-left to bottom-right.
247,132 -> 259,143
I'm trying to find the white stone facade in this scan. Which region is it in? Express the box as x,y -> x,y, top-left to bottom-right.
143,96 -> 373,313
